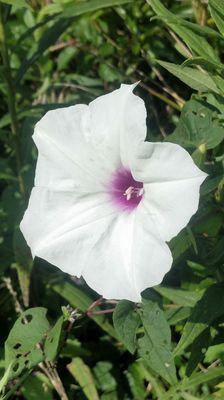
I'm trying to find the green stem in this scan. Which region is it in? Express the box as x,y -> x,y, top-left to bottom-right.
0,4 -> 26,198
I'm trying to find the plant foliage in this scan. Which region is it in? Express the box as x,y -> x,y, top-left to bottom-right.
0,0 -> 223,399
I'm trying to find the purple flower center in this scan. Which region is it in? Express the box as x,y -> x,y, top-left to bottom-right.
108,167 -> 144,212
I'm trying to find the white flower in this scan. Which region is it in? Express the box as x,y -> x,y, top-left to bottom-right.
20,84 -> 207,302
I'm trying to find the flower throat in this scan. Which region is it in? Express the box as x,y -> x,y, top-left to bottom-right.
109,167 -> 144,211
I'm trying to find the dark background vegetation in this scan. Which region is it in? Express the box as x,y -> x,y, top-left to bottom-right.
0,0 -> 224,399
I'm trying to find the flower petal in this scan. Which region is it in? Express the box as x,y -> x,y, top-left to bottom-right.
20,188 -> 115,275
131,142 -> 207,241
33,104 -> 110,192
131,141 -> 207,183
88,83 -> 147,168
82,206 -> 172,302
133,204 -> 173,295
143,178 -> 205,242
33,84 -> 147,192
20,187 -> 172,302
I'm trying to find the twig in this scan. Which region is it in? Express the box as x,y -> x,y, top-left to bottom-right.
168,29 -> 205,72
198,362 -> 207,372
39,362 -> 68,400
3,277 -> 24,315
168,29 -> 193,59
50,38 -> 77,52
87,297 -> 103,313
86,297 -> 116,316
152,66 -> 185,107
208,359 -> 221,369
139,81 -> 182,111
88,308 -> 115,316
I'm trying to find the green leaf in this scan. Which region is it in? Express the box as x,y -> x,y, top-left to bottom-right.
194,212 -> 223,237
150,0 -> 220,38
182,57 -> 224,73
98,63 -> 122,82
51,279 -> 117,339
62,0 -> 133,17
155,286 -> 202,307
126,362 -> 147,400
44,316 -> 64,362
181,367 -> 224,389
113,300 -> 141,354
163,367 -> 224,399
138,299 -> 177,385
100,393 -> 118,400
206,237 -> 224,267
180,393 -> 202,400
171,24 -> 218,62
61,338 -> 91,358
191,147 -> 206,169
205,343 -> 224,364
15,18 -> 71,83
0,364 -> 12,395
186,328 -> 211,376
5,308 -> 50,379
165,307 -> 191,325
0,158 -> 16,182
167,99 -> 224,149
212,75 -> 224,95
149,0 -> 220,60
67,358 -> 100,400
201,175 -> 223,196
174,283 -> 224,356
1,185 -> 23,231
209,0 -> 224,36
169,229 -> 194,261
0,0 -> 30,7
93,362 -> 117,393
157,60 -> 219,93
22,373 -> 53,400
209,0 -> 224,14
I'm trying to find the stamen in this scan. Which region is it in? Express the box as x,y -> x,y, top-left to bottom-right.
124,186 -> 134,201
109,167 -> 143,211
124,186 -> 144,201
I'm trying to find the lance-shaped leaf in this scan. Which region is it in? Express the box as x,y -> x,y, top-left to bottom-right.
186,328 -> 211,376
209,0 -> 224,36
63,0 -> 134,17
174,283 -> 224,356
155,286 -> 202,308
157,61 -> 219,93
67,358 -> 99,400
15,18 -> 71,83
0,0 -> 30,7
44,316 -> 64,362
149,0 -> 220,60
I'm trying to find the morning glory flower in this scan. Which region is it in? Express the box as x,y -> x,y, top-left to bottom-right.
20,84 -> 207,302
